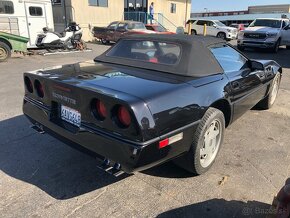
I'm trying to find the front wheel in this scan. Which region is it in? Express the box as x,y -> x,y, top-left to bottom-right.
272,39 -> 280,53
256,73 -> 281,109
237,45 -> 245,51
0,41 -> 11,62
217,32 -> 226,40
100,38 -> 109,45
174,107 -> 225,175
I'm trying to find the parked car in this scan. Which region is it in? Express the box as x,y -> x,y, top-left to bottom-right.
191,19 -> 238,40
93,21 -> 155,44
237,18 -> 290,52
145,24 -> 175,34
229,23 -> 246,32
23,35 -> 282,176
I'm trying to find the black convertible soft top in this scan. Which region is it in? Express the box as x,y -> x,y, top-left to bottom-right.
94,34 -> 225,77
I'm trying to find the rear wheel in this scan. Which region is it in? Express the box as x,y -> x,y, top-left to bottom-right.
0,42 -> 11,62
81,40 -> 87,50
191,29 -> 197,35
217,32 -> 226,40
256,73 -> 281,109
174,107 -> 225,175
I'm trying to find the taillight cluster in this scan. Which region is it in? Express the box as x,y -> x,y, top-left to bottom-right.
91,99 -> 132,128
24,76 -> 45,98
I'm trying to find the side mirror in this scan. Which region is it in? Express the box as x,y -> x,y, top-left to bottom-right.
284,25 -> 290,30
213,24 -> 217,28
250,60 -> 264,71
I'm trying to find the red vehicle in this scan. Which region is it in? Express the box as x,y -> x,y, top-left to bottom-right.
93,21 -> 155,44
229,23 -> 246,31
145,24 -> 175,34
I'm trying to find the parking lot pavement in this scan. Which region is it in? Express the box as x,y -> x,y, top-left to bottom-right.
0,42 -> 289,218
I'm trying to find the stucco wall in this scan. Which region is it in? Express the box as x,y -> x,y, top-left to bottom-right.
71,0 -> 124,41
149,0 -> 191,32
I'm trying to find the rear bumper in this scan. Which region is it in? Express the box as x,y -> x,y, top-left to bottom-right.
23,96 -> 199,173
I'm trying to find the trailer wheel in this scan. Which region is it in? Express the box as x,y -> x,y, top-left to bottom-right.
0,42 -> 11,62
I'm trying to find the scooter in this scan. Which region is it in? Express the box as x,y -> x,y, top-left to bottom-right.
36,22 -> 85,52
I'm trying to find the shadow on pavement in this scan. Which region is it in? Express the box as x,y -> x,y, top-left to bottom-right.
0,115 -> 129,200
157,198 -> 273,218
142,161 -> 194,179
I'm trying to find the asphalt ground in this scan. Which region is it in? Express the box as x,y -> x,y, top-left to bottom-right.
0,41 -> 289,218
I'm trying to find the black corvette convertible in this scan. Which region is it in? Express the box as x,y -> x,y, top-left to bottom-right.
23,35 -> 282,175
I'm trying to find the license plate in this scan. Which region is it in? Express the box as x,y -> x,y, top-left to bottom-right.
61,105 -> 81,127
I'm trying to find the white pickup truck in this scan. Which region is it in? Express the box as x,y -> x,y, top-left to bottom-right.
237,18 -> 290,52
191,19 -> 238,40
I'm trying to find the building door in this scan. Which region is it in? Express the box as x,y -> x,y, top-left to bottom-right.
25,2 -> 48,46
124,0 -> 148,23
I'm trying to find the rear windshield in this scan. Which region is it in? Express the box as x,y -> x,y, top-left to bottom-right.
107,39 -> 181,65
249,19 -> 282,28
127,23 -> 146,30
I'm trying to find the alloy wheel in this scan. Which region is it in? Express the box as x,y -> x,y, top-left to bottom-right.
200,119 -> 222,168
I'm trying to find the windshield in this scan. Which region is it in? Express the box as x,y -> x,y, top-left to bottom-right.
107,39 -> 181,65
249,19 -> 282,28
215,21 -> 226,27
128,23 -> 146,30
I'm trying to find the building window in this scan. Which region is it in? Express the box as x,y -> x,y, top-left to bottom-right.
0,1 -> 14,14
29,7 -> 43,16
89,0 -> 108,7
170,3 -> 176,13
52,0 -> 62,5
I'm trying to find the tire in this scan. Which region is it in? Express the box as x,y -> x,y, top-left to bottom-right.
81,40 -> 87,50
217,32 -> 226,40
256,73 -> 281,110
191,29 -> 197,35
0,41 -> 11,62
272,39 -> 280,53
237,45 -> 245,51
100,38 -> 109,45
174,107 -> 225,175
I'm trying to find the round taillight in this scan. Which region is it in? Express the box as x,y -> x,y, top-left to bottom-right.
117,106 -> 131,128
92,99 -> 107,120
96,99 -> 107,119
24,76 -> 33,93
34,80 -> 44,98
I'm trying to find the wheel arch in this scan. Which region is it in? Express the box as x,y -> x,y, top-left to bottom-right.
0,37 -> 12,50
216,31 -> 226,37
210,99 -> 232,127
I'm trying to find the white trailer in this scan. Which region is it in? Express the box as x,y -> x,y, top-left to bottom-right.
0,0 -> 54,48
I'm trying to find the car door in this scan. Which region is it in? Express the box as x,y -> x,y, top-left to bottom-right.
281,21 -> 290,46
210,44 -> 267,121
106,22 -> 118,41
195,20 -> 206,35
24,2 -> 47,47
206,21 -> 216,36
